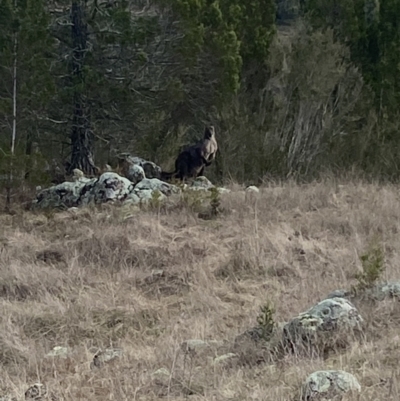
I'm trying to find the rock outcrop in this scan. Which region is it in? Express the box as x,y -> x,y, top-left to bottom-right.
117,154 -> 162,179
31,155 -> 229,210
300,370 -> 361,400
283,297 -> 364,355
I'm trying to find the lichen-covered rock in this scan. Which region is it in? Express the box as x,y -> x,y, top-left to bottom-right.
245,185 -> 259,193
245,185 -> 260,203
124,163 -> 146,184
283,297 -> 363,354
118,154 -> 162,179
134,178 -> 179,197
212,353 -> 237,365
190,176 -> 214,190
185,176 -> 230,194
325,290 -> 351,300
300,370 -> 361,400
80,172 -> 134,205
134,189 -> 161,203
45,346 -> 69,359
31,157 -> 223,210
364,281 -> 400,300
33,180 -> 88,210
31,172 -> 174,209
90,347 -> 123,369
124,192 -> 141,205
25,383 -> 47,400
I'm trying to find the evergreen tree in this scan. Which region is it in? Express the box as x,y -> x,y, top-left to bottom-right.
0,0 -> 55,206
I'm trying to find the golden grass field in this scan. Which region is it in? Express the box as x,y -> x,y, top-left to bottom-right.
1,177 -> 400,400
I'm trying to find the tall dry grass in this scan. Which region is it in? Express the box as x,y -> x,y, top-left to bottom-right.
1,177 -> 400,400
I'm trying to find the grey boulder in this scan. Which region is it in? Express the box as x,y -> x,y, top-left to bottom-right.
283,297 -> 363,354
300,370 -> 361,400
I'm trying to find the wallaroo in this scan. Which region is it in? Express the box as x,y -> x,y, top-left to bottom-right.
161,125 -> 218,182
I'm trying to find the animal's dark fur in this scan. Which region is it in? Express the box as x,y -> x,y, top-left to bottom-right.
161,126 -> 218,182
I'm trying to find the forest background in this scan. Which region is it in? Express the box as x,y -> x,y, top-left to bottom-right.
0,0 -> 399,195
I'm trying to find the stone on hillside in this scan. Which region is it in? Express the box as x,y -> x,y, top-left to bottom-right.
245,185 -> 260,203
212,353 -> 237,365
325,289 -> 352,300
283,297 -> 363,354
188,176 -> 230,194
190,176 -> 214,190
153,368 -> 170,376
300,370 -> 361,400
135,189 -> 162,203
90,347 -> 123,369
25,383 -> 47,400
72,168 -> 86,182
118,154 -> 162,179
245,185 -> 259,193
80,172 -> 134,205
364,281 -> 400,300
217,187 -> 231,194
125,164 -> 146,184
45,346 -> 69,359
134,178 -> 179,197
124,192 -> 141,205
33,180 -> 88,210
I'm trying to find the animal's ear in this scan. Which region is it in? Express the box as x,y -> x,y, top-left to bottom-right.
204,125 -> 215,138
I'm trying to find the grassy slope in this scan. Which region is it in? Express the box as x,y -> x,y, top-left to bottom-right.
0,178 -> 400,400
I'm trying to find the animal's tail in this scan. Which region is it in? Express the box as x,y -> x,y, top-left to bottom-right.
160,170 -> 177,181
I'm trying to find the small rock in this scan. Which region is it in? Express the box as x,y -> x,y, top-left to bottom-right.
118,154 -> 162,179
124,192 -> 141,205
45,346 -> 69,359
36,250 -> 64,265
90,347 -> 123,369
135,178 -> 179,197
212,353 -> 237,365
365,281 -> 400,300
245,185 -> 260,204
301,370 -> 361,400
325,289 -> 351,300
245,185 -> 259,193
125,164 -> 146,184
190,176 -> 214,190
152,367 -> 170,377
72,168 -> 85,181
25,383 -> 47,400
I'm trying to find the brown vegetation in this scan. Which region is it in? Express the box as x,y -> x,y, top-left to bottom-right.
0,177 -> 400,400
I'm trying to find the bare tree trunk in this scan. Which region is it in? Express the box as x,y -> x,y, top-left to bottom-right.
68,1 -> 98,176
5,15 -> 18,211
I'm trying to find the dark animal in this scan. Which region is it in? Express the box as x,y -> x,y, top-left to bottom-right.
161,126 -> 218,182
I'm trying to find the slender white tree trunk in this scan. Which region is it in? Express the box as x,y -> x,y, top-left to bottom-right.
6,3 -> 17,210
12,30 -> 17,155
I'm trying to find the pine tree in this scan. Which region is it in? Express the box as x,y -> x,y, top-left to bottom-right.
0,0 -> 55,207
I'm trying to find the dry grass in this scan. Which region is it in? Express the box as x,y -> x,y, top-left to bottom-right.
1,177 -> 400,400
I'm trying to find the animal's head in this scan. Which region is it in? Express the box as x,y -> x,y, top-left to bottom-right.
204,125 -> 215,140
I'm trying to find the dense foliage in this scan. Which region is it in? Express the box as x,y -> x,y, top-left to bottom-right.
1,0 -> 400,197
